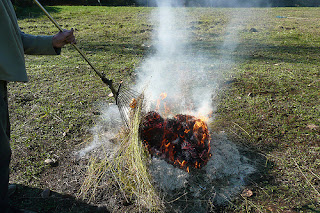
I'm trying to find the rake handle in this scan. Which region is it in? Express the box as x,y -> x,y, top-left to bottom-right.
33,0 -> 118,97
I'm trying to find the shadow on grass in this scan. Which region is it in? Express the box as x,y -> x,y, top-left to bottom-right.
294,205 -> 320,213
185,40 -> 320,66
238,43 -> 320,65
9,184 -> 109,213
16,6 -> 62,20
79,43 -> 147,57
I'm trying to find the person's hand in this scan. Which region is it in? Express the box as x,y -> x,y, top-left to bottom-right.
52,28 -> 76,49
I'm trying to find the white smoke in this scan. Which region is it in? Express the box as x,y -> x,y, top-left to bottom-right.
79,0 -> 264,208
136,0 -> 265,118
136,0 -> 220,118
149,132 -> 257,210
135,0 -> 260,208
77,104 -> 122,158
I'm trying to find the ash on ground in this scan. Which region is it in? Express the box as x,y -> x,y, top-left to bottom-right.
149,132 -> 257,213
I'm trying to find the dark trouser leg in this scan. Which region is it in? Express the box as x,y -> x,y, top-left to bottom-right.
0,81 -> 11,213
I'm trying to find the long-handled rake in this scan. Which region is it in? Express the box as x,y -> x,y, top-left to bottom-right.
33,0 -> 140,127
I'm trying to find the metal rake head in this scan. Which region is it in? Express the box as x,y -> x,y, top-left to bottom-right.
115,83 -> 143,128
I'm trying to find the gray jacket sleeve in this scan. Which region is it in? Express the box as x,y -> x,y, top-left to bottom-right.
21,32 -> 61,55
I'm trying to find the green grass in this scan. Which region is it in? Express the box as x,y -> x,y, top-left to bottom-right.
9,6 -> 320,212
211,7 -> 320,212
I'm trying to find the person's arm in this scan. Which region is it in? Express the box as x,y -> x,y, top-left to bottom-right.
21,32 -> 56,55
21,28 -> 75,55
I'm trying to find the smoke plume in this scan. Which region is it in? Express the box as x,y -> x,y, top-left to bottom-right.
135,0 -> 262,207
136,0 -> 267,117
79,0 -> 265,208
136,0 -> 218,118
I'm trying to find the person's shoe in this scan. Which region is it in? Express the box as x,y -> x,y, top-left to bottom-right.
8,184 -> 17,197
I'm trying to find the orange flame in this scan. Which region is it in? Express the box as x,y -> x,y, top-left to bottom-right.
160,93 -> 167,100
156,93 -> 171,116
129,98 -> 137,109
193,119 -> 209,145
140,97 -> 212,172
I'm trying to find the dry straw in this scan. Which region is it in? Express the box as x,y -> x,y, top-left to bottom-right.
79,97 -> 164,212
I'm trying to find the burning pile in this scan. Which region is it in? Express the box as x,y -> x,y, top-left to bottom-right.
140,111 -> 211,172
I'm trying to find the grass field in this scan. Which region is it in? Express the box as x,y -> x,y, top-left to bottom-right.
8,6 -> 320,212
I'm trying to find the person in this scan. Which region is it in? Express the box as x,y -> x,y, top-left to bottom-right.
0,0 -> 76,212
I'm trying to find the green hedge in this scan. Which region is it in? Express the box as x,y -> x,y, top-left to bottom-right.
11,0 -> 320,7
11,0 -> 136,6
11,0 -> 34,7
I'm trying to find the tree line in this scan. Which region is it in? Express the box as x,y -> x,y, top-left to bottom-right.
11,0 -> 320,7
11,0 -> 135,7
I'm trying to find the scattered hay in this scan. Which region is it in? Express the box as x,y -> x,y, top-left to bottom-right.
79,97 -> 164,212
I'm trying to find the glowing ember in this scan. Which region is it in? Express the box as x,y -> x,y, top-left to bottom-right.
140,111 -> 211,171
129,98 -> 137,109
